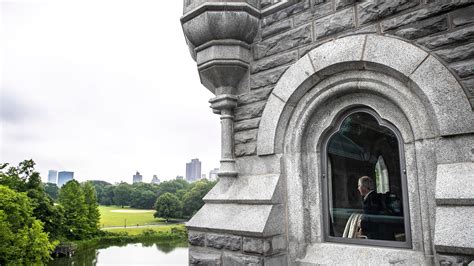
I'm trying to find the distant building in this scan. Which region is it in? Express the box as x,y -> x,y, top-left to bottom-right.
186,158 -> 201,182
151,175 -> 160,184
176,175 -> 184,180
133,171 -> 143,184
209,168 -> 219,181
202,174 -> 206,179
57,171 -> 74,187
48,170 -> 58,184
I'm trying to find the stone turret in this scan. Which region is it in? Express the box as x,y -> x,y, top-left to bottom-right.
181,0 -> 474,265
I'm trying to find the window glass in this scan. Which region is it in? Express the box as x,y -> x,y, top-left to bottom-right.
326,112 -> 407,243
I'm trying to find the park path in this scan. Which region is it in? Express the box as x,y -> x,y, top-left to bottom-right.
101,222 -> 184,230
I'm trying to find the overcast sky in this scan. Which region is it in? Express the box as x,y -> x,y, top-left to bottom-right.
1,0 -> 221,184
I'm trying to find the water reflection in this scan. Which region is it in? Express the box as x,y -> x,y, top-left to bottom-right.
50,241 -> 188,265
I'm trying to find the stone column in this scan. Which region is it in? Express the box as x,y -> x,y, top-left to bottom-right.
209,94 -> 238,177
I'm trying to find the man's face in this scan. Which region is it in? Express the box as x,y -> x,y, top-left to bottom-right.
358,181 -> 368,196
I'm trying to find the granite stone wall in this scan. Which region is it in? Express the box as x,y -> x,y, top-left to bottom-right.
234,0 -> 474,158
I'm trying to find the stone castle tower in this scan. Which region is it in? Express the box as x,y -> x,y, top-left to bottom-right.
181,0 -> 474,265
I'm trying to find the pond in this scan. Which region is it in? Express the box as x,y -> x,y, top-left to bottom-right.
49,241 -> 188,265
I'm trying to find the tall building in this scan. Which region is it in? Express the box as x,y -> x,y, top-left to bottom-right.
133,171 -> 142,184
151,175 -> 160,184
208,168 -> 219,181
186,158 -> 201,182
57,171 -> 74,187
48,170 -> 58,184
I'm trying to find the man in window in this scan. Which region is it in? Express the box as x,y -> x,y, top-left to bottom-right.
357,176 -> 393,240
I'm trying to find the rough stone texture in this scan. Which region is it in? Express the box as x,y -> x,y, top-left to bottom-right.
390,15 -> 448,40
254,25 -> 312,59
434,206 -> 474,255
416,25 -> 474,50
189,231 -> 206,247
243,237 -> 265,254
314,7 -> 354,39
434,42 -> 474,63
335,0 -> 356,10
235,101 -> 266,122
452,4 -> 474,27
261,0 -> 272,9
462,77 -> 474,96
262,19 -> 292,39
381,1 -> 472,32
450,59 -> 474,79
235,142 -> 257,157
250,66 -> 289,89
222,253 -> 263,266
250,51 -> 297,74
238,87 -> 273,105
206,233 -> 242,251
293,2 -> 332,27
235,117 -> 261,132
339,24 -> 378,37
262,0 -> 310,27
358,0 -> 419,26
235,129 -> 258,145
189,247 -> 222,266
435,163 -> 474,205
437,254 -> 474,266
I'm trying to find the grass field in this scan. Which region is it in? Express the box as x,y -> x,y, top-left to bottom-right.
99,205 -> 165,228
102,224 -> 185,235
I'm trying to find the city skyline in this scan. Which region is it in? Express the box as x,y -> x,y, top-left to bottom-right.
1,1 -> 220,184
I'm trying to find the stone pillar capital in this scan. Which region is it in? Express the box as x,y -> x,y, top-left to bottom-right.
209,94 -> 238,111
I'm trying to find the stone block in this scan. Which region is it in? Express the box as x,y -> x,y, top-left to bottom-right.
186,203 -> 283,237
234,101 -> 266,122
435,162 -> 474,205
254,25 -> 312,60
206,233 -> 242,251
235,129 -> 258,145
203,174 -> 281,204
262,19 -> 292,39
390,15 -> 448,40
250,66 -> 289,89
450,59 -> 474,78
381,0 -> 472,31
243,237 -> 265,254
261,0 -> 272,9
235,118 -> 261,132
452,5 -> 474,27
462,77 -> 474,96
262,0 -> 310,27
335,0 -> 356,10
294,2 -> 332,27
314,7 -> 354,39
434,42 -> 474,63
434,206 -> 474,255
222,253 -> 262,266
189,231 -> 206,246
235,142 -> 257,157
410,55 -> 474,136
250,50 -> 297,74
189,247 -> 222,265
257,94 -> 286,155
358,0 -> 419,26
364,34 -> 428,76
416,25 -> 474,49
436,135 -> 474,164
339,24 -> 378,37
238,87 -> 273,105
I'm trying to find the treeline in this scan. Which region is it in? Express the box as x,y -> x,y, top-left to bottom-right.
0,160 -> 101,265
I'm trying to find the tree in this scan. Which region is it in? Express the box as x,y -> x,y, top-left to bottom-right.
156,179 -> 189,198
0,185 -> 57,265
154,193 -> 181,222
82,181 -> 100,235
131,190 -> 157,209
182,180 -> 216,217
113,182 -> 133,207
58,180 -> 89,240
44,183 -> 59,201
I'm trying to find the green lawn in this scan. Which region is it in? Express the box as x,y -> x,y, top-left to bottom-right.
102,224 -> 185,235
99,205 -> 165,227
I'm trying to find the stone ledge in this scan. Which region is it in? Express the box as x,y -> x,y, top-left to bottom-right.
435,162 -> 474,205
203,174 -> 282,204
187,203 -> 284,237
434,206 -> 474,255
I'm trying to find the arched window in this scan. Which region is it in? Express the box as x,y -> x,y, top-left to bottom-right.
322,108 -> 411,248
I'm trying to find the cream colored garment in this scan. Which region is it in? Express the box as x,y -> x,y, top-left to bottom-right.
342,213 -> 363,238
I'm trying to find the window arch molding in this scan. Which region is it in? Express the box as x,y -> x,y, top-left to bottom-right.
320,107 -> 412,249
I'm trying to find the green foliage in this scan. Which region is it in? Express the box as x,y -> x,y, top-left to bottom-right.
182,179 -> 216,216
113,182 -> 133,208
82,182 -> 101,235
154,193 -> 181,222
0,185 -> 57,265
131,190 -> 157,209
44,182 -> 59,201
